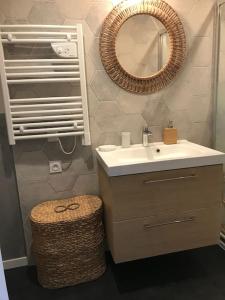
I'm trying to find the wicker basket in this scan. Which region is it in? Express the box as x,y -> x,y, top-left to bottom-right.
30,195 -> 106,289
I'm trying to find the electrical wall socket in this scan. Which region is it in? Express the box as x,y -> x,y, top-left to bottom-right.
49,161 -> 62,174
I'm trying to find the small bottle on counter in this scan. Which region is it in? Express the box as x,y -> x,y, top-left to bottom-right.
121,132 -> 131,148
163,120 -> 177,145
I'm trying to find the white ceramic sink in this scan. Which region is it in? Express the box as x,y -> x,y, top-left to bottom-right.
96,140 -> 225,176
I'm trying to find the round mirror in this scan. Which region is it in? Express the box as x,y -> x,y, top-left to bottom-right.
100,0 -> 186,94
115,15 -> 170,78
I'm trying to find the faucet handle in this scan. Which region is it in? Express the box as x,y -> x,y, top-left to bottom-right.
143,126 -> 152,135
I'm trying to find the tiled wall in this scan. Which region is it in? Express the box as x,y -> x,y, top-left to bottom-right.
0,0 -> 217,256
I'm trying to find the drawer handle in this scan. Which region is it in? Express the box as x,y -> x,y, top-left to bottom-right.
143,174 -> 197,184
144,217 -> 195,230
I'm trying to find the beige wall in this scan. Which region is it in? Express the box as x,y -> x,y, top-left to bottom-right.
0,0 -> 217,255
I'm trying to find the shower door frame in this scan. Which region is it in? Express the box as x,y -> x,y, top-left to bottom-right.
213,0 -> 225,251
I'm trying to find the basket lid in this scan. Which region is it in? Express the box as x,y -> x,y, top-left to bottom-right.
30,195 -> 102,224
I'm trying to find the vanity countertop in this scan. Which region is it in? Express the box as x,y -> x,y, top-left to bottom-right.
96,140 -> 225,176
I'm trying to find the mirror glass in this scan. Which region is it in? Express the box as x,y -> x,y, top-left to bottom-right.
115,15 -> 170,78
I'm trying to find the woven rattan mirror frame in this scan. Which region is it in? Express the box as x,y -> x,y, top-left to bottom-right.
99,0 -> 186,94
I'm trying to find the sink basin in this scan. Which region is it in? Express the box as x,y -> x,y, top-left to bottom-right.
96,140 -> 225,176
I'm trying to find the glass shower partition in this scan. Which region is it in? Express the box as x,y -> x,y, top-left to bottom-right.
214,0 -> 225,249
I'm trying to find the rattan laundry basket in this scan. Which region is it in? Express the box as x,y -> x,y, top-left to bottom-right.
30,195 -> 106,289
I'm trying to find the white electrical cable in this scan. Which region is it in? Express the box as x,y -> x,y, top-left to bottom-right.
58,136 -> 77,155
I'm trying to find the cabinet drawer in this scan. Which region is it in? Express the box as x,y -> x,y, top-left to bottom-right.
107,165 -> 223,221
110,206 -> 221,263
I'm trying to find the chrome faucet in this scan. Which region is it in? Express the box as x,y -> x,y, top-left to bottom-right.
142,127 -> 152,147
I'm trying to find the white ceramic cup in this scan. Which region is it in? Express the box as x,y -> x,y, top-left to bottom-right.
121,132 -> 131,148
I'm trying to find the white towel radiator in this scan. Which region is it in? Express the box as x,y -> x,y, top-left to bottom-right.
0,24 -> 91,146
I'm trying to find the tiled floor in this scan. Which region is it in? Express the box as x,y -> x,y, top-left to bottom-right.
5,246 -> 225,300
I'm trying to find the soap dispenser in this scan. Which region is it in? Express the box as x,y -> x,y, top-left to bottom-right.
163,120 -> 177,145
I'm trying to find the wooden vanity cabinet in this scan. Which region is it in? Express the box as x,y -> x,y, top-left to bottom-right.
98,163 -> 224,263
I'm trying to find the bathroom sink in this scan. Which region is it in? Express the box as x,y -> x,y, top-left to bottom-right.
96,140 -> 225,176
